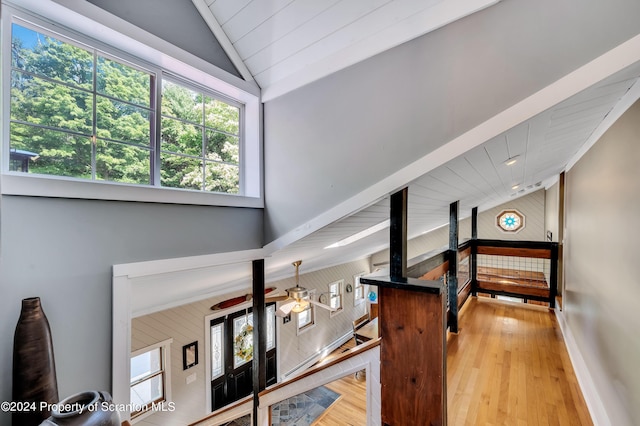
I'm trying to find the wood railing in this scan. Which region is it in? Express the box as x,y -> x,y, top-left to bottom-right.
472,239 -> 558,308
190,339 -> 381,426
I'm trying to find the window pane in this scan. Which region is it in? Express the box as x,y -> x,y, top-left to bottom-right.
97,56 -> 150,107
204,97 -> 239,135
206,130 -> 239,164
10,122 -> 91,178
233,314 -> 253,368
161,153 -> 203,190
11,70 -> 93,135
12,24 -> 93,90
130,348 -> 161,382
96,97 -> 151,146
130,375 -> 163,407
211,323 -> 224,379
330,295 -> 340,309
96,140 -> 151,184
161,117 -> 202,156
266,305 -> 275,351
162,81 -> 202,124
204,161 -> 239,194
298,309 -> 310,328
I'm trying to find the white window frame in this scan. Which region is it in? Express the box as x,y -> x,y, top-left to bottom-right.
130,338 -> 173,423
353,273 -> 366,306
297,289 -> 316,335
328,280 -> 343,317
1,1 -> 262,208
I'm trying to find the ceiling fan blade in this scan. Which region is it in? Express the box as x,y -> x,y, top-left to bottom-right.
309,299 -> 337,311
276,300 -> 296,317
266,295 -> 290,302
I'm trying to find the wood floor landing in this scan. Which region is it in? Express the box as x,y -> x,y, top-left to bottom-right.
448,297 -> 591,425
315,297 -> 592,425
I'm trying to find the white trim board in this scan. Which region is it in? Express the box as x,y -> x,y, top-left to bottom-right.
260,0 -> 501,102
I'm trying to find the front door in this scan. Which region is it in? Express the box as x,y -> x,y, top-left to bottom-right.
210,304 -> 277,411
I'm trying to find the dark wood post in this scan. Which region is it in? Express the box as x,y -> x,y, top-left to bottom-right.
448,201 -> 459,333
471,207 -> 478,296
549,243 -> 558,309
252,259 -> 266,425
390,188 -> 408,282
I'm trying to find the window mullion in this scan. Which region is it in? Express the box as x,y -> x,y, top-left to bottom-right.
202,99 -> 206,191
152,74 -> 161,187
91,51 -> 98,181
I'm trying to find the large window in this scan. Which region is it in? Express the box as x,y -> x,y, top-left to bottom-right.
130,339 -> 172,419
2,8 -> 261,206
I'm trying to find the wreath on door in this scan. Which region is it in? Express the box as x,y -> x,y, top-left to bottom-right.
234,323 -> 253,362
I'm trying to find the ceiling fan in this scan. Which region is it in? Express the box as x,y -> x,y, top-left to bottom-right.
266,260 -> 337,317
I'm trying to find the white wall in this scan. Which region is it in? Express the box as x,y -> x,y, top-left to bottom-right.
563,99 -> 640,425
273,259 -> 370,376
129,258 -> 370,425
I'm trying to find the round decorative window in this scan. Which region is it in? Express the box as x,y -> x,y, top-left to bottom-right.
496,209 -> 525,233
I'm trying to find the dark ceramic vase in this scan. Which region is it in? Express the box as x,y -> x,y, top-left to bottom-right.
39,391 -> 121,426
13,297 -> 59,426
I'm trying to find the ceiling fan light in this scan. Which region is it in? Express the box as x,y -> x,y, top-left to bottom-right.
291,300 -> 309,313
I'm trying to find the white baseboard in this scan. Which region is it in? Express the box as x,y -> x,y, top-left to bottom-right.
555,308 -> 611,426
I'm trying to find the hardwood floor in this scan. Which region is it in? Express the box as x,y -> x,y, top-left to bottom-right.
313,373 -> 367,426
448,297 -> 591,425
314,297 -> 592,425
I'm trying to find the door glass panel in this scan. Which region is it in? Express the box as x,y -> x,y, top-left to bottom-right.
211,323 -> 224,379
267,304 -> 275,351
233,313 -> 253,368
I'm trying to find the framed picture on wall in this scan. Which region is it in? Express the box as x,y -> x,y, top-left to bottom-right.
183,341 -> 198,370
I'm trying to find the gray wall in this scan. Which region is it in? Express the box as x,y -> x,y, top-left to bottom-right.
564,100 -> 640,424
0,196 -> 262,424
263,0 -> 640,242
84,0 -> 240,78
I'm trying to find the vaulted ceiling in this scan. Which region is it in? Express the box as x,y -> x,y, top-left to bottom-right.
134,0 -> 640,315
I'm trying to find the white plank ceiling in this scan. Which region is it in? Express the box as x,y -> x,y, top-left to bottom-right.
195,0 -> 500,100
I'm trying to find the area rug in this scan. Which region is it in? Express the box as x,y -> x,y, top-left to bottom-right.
271,385 -> 341,426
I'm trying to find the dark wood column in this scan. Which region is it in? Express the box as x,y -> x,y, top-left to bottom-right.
390,188 -> 408,281
471,207 -> 478,296
448,201 -> 459,333
252,259 -> 266,425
